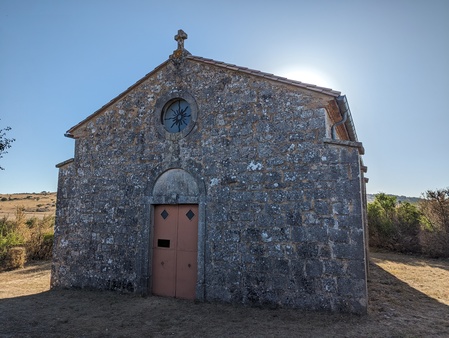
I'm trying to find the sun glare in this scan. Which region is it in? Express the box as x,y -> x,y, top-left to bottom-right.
276,67 -> 336,89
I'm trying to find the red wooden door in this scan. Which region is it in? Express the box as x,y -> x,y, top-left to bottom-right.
152,205 -> 198,300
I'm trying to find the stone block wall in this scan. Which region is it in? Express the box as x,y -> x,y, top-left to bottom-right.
52,57 -> 367,313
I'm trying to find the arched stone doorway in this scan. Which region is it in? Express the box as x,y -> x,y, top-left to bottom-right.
150,169 -> 204,300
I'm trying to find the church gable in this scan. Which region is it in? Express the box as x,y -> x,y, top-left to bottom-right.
66,37 -> 345,143
66,54 -> 341,169
53,30 -> 368,314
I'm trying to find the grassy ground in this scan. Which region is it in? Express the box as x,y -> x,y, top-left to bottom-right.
0,251 -> 448,337
0,192 -> 56,220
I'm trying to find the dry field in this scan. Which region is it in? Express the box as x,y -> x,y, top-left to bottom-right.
0,192 -> 56,220
0,250 -> 448,337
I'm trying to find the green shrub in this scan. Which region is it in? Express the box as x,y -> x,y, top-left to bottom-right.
368,194 -> 422,253
0,215 -> 25,270
0,213 -> 55,270
368,200 -> 394,236
368,196 -> 397,249
368,189 -> 449,257
0,231 -> 24,250
0,225 -> 24,256
396,202 -> 421,252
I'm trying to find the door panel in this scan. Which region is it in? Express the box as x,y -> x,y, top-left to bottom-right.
175,251 -> 198,299
153,205 -> 178,249
152,205 -> 178,297
177,205 -> 198,252
152,204 -> 198,300
152,248 -> 176,297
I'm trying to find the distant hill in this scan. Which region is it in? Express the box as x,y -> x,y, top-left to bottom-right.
367,193 -> 422,204
0,192 -> 56,219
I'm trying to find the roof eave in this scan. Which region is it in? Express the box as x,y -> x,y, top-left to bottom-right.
336,95 -> 358,142
187,55 -> 341,98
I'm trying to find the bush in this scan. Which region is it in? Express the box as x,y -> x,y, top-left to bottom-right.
4,246 -> 26,270
368,200 -> 394,238
27,231 -> 54,260
0,216 -> 24,257
368,189 -> 449,257
395,202 -> 421,252
25,215 -> 55,260
419,228 -> 449,258
368,194 -> 401,251
368,194 -> 422,253
418,188 -> 449,257
0,212 -> 54,271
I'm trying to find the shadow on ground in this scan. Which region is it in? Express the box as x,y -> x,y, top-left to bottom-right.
1,259 -> 448,337
372,250 -> 449,272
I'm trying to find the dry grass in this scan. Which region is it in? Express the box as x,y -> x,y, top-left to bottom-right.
0,260 -> 50,298
0,251 -> 448,337
0,192 -> 56,220
0,194 -> 55,270
371,250 -> 449,306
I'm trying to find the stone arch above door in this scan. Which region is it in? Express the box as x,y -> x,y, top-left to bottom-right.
152,168 -> 199,205
149,168 -> 205,301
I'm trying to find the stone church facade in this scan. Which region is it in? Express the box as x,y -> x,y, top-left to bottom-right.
52,30 -> 368,314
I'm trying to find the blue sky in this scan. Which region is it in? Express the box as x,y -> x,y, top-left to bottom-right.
0,0 -> 448,197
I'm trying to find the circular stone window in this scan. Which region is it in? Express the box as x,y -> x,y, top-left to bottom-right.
162,99 -> 191,133
155,90 -> 198,140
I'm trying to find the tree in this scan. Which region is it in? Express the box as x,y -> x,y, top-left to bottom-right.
0,120 -> 15,170
420,188 -> 449,232
375,193 -> 397,219
397,202 -> 421,230
419,188 -> 449,257
368,193 -> 422,253
396,202 -> 421,252
368,199 -> 394,237
368,189 -> 449,257
367,193 -> 397,249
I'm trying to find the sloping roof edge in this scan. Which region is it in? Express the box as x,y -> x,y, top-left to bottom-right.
336,95 -> 358,142
65,55 -> 342,137
65,60 -> 171,137
55,158 -> 74,168
187,55 -> 341,97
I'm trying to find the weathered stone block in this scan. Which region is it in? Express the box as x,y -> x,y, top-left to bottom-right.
305,259 -> 323,277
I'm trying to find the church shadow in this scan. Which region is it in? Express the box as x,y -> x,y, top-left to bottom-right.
0,261 -> 448,337
401,257 -> 449,272
367,260 -> 449,335
370,249 -> 449,272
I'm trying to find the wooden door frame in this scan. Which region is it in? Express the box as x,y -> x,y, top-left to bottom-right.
152,204 -> 199,299
149,202 -> 205,301
144,167 -> 206,301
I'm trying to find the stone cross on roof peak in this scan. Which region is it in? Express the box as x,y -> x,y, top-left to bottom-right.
175,29 -> 187,50
170,29 -> 190,61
